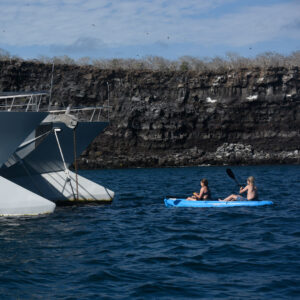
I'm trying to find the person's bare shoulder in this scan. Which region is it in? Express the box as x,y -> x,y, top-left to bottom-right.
249,185 -> 256,192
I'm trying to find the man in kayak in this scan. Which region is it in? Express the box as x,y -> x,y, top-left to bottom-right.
219,176 -> 258,201
187,178 -> 211,201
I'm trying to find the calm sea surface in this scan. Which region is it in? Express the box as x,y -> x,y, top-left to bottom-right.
0,165 -> 299,299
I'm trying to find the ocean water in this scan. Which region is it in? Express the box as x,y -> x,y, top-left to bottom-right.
0,165 -> 299,299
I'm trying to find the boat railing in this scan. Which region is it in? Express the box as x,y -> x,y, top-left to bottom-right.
0,92 -> 49,112
49,106 -> 111,122
0,92 -> 111,122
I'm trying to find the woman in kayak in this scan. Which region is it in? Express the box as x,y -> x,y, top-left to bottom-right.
219,176 -> 258,201
187,178 -> 211,201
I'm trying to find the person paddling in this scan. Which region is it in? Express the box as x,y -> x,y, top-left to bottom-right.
219,176 -> 258,201
187,178 -> 211,201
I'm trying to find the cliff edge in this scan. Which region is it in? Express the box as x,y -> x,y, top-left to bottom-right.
0,61 -> 299,168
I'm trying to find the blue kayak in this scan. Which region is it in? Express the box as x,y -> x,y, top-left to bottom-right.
164,198 -> 273,208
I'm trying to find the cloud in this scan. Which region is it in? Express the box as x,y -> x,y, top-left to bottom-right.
203,3 -> 300,46
51,37 -> 107,54
155,40 -> 169,49
0,0 -> 299,51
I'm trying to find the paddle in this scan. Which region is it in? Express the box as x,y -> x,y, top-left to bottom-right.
166,195 -> 186,199
226,168 -> 243,188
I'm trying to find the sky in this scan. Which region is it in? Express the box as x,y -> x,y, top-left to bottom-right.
0,0 -> 300,61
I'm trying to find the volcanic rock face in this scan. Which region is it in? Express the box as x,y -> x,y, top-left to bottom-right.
0,60 -> 299,168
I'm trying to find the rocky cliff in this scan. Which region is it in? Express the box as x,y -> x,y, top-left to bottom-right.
0,60 -> 299,168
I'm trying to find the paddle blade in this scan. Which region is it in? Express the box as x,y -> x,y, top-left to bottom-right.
226,168 -> 242,187
226,168 -> 235,180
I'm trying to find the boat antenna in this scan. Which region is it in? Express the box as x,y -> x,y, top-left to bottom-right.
48,62 -> 55,110
107,81 -> 110,121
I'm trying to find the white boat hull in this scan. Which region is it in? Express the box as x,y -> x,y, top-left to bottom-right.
6,170 -> 114,203
0,176 -> 56,216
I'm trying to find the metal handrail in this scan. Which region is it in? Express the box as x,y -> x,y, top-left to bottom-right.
0,92 -> 111,122
49,106 -> 111,122
0,92 -> 48,112
0,92 -> 48,99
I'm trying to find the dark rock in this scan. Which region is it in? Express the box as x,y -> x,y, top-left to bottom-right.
0,61 -> 299,168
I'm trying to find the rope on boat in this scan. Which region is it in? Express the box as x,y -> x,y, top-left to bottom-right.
17,130 -> 51,150
53,128 -> 76,200
73,128 -> 79,201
